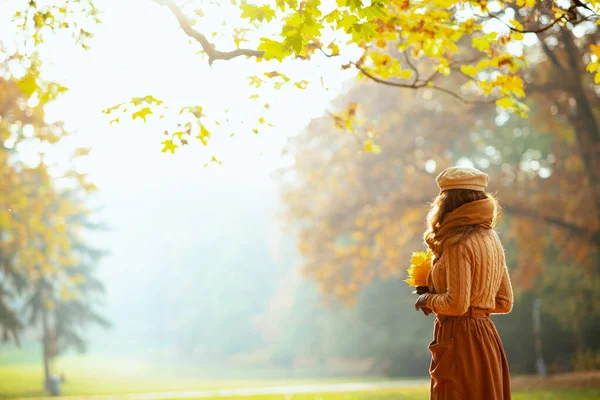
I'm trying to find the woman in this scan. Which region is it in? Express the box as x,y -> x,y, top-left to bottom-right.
415,166 -> 514,400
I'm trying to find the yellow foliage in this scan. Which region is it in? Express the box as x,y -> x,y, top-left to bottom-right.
405,250 -> 433,287
587,44 -> 600,84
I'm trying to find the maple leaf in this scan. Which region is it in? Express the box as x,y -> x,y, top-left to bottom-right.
132,107 -> 152,122
196,125 -> 211,146
161,140 -> 178,154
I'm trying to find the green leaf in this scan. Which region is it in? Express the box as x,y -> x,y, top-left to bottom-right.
362,3 -> 387,19
258,38 -> 287,61
350,22 -> 377,42
338,0 -> 363,11
324,9 -> 341,24
240,4 -> 276,22
284,34 -> 304,54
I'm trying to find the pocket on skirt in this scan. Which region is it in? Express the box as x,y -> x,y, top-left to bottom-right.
429,337 -> 456,391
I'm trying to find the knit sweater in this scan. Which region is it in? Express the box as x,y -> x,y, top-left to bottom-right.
426,229 -> 513,316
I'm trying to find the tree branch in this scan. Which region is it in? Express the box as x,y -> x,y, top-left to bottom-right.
487,11 -> 567,34
153,0 -> 264,64
355,62 -> 497,105
403,51 -> 420,83
539,37 -> 566,70
502,204 -> 597,239
354,62 -> 422,89
429,85 -> 496,105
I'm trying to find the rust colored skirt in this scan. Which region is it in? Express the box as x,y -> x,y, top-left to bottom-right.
429,307 -> 511,400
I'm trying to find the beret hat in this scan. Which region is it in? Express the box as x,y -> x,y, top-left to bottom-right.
436,166 -> 489,192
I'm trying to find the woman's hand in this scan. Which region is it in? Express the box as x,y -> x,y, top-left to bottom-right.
415,286 -> 429,295
415,293 -> 432,316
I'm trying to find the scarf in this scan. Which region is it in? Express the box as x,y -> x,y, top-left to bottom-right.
427,197 -> 495,292
434,197 -> 495,242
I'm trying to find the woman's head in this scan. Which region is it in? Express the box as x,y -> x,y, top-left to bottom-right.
424,166 -> 500,255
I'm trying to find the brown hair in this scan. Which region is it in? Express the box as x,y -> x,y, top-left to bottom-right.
424,189 -> 500,259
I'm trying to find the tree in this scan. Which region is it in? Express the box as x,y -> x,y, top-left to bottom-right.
275,43 -> 599,363
23,211 -> 109,389
0,51 -> 75,341
7,1 -> 598,234
0,45 -> 108,391
12,0 -> 598,283
9,1 -> 597,148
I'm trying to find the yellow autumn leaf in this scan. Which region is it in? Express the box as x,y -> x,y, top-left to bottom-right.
496,97 -> 513,109
410,251 -> 428,266
327,42 -> 340,55
472,37 -> 490,51
132,107 -> 152,122
460,65 -> 478,77
398,69 -> 413,80
511,31 -> 524,41
363,138 -> 381,153
510,20 -> 524,31
161,139 -> 178,154
294,80 -> 309,89
196,125 -> 211,145
405,250 -> 433,287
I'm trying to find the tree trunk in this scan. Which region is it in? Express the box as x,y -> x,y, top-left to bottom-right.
561,30 -> 600,246
41,294 -> 51,392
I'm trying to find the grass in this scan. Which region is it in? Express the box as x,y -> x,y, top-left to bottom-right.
0,357 -> 423,399
1,354 -> 598,400
167,389 -> 600,400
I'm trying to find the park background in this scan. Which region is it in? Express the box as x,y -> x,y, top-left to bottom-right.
1,0 -> 599,399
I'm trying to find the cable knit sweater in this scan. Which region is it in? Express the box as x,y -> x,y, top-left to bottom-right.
426,229 -> 513,316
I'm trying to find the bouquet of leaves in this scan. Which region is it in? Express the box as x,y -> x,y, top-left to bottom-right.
405,249 -> 433,294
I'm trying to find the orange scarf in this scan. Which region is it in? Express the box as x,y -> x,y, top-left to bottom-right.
434,197 -> 495,242
427,198 -> 495,292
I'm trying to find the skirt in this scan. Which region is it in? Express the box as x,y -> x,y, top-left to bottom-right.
429,307 -> 511,400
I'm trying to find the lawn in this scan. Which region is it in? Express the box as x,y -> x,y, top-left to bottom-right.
1,354 -> 599,400
167,391 -> 600,400
0,358 -> 423,399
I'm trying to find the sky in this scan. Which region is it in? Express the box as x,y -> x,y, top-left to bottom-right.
1,0 -> 361,185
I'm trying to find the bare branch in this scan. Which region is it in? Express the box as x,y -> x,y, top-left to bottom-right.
429,84 -> 496,105
153,0 -> 264,64
538,37 -> 566,70
488,12 -> 567,34
402,51 -> 420,83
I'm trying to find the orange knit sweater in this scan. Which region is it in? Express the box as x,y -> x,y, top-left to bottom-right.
426,229 -> 513,316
